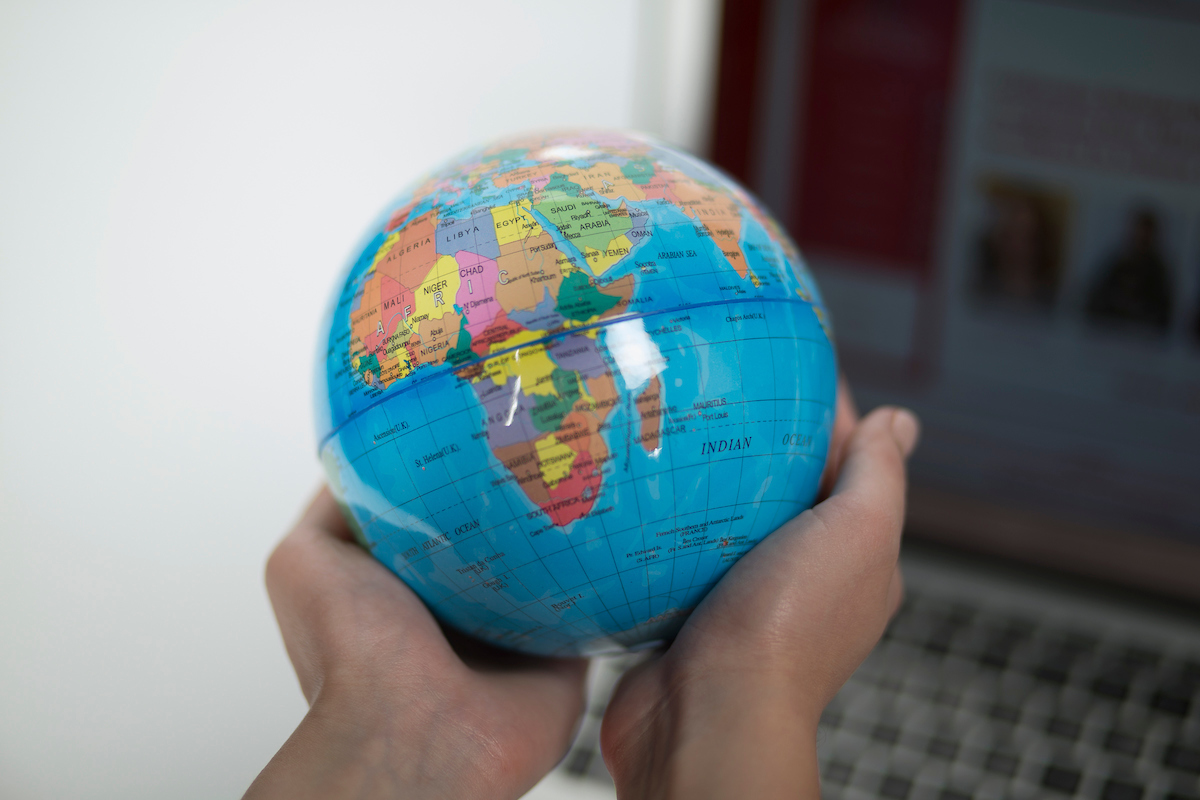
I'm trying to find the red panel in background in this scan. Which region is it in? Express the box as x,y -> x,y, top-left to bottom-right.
710,0 -> 766,183
791,0 -> 962,278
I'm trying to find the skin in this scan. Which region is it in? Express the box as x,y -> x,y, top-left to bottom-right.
245,492 -> 587,800
246,380 -> 918,799
601,389 -> 916,799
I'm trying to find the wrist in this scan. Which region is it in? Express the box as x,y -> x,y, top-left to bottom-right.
245,683 -> 514,800
606,662 -> 823,800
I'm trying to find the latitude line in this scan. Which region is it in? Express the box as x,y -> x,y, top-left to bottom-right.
319,295 -> 825,450
348,387 -> 829,532
332,308 -> 832,651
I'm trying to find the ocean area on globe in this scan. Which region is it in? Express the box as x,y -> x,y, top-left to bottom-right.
315,130 -> 837,656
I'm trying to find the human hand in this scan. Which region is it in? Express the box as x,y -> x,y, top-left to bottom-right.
600,386 -> 919,799
244,489 -> 587,800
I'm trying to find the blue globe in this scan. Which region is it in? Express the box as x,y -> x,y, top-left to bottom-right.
315,131 -> 836,656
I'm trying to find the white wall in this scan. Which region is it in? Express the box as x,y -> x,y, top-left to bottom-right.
0,1 -> 718,797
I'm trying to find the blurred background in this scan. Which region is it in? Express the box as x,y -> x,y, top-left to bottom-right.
708,0 -> 1200,595
0,1 -> 719,796
2,1 -> 1198,798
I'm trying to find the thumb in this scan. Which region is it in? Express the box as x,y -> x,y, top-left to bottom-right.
796,405 -> 918,594
820,405 -> 919,545
672,406 -> 919,660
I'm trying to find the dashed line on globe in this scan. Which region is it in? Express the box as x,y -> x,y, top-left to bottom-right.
367,452 -> 820,571
343,340 -> 831,475
348,378 -> 830,652
368,450 -> 804,639
350,399 -> 830,531
317,295 -> 824,452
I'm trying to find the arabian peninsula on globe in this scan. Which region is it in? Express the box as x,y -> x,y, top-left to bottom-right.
315,131 -> 837,656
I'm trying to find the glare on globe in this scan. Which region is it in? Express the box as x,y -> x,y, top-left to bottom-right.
315,130 -> 836,656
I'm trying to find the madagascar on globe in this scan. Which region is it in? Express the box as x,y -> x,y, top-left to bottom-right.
315,130 -> 836,656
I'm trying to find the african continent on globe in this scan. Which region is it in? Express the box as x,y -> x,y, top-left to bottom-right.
315,130 -> 836,656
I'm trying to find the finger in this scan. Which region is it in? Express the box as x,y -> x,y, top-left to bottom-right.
684,407 -> 917,645
296,485 -> 357,542
886,564 -> 905,619
801,406 -> 916,627
799,407 -> 917,631
266,489 -> 382,611
656,406 -> 918,712
818,374 -> 861,499
265,487 -> 450,701
443,622 -> 589,781
835,374 -> 860,431
818,406 -> 919,555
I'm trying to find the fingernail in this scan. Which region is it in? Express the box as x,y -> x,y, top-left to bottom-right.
891,408 -> 920,457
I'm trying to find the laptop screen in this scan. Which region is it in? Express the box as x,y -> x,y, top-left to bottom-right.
712,0 -> 1200,595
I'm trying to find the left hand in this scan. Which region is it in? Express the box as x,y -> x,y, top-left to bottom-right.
244,489 -> 588,800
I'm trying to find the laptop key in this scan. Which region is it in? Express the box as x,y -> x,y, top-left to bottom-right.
1150,685 -> 1192,717
1046,717 -> 1081,740
565,746 -> 594,775
1122,646 -> 1162,670
872,723 -> 900,744
1100,779 -> 1143,800
880,775 -> 912,799
1103,730 -> 1143,757
979,645 -> 1013,669
1042,765 -> 1082,794
984,751 -> 1019,777
1163,744 -> 1200,774
946,604 -> 976,627
989,702 -> 1021,723
977,620 -> 1032,668
1063,632 -> 1099,653
1092,672 -> 1132,700
925,624 -> 958,655
1034,657 -> 1072,685
824,760 -> 853,785
928,737 -> 958,760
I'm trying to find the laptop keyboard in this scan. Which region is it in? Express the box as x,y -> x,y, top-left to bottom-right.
558,588 -> 1200,799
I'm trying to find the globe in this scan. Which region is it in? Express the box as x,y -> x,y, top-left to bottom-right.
315,130 -> 836,656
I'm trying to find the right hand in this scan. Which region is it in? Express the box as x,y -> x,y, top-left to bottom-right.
600,397 -> 919,800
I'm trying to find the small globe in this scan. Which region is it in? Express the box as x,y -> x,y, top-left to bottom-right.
315,131 -> 836,656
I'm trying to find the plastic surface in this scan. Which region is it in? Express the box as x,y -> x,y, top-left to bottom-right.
316,131 -> 836,655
